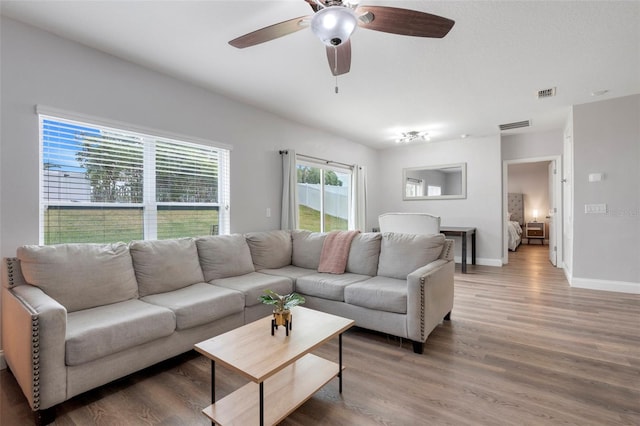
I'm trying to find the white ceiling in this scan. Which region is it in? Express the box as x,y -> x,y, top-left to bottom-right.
2,1 -> 639,149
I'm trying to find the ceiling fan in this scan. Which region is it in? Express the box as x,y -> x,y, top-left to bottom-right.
229,0 -> 455,76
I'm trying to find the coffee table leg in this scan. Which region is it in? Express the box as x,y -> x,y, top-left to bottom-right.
259,382 -> 264,426
339,333 -> 343,393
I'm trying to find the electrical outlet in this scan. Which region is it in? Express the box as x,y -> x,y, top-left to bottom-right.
584,203 -> 607,214
266,207 -> 271,218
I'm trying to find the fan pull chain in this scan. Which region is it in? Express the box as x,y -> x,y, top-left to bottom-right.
334,47 -> 339,94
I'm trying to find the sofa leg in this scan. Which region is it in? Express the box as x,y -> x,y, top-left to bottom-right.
412,341 -> 424,354
444,311 -> 451,321
34,407 -> 56,426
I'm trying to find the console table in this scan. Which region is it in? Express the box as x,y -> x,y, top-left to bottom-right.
440,227 -> 476,273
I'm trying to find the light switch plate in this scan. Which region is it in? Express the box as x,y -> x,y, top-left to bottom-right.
585,203 -> 607,214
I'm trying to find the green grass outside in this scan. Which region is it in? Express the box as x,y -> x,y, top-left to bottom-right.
298,205 -> 347,232
44,205 -> 346,244
45,208 -> 218,244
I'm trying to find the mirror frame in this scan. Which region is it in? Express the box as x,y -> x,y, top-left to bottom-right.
402,162 -> 467,200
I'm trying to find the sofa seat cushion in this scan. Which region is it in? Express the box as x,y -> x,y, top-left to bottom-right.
295,272 -> 371,302
196,234 -> 255,281
210,272 -> 293,307
66,299 -> 176,366
259,265 -> 316,283
141,283 -> 244,330
344,276 -> 407,314
377,233 -> 445,280
17,242 -> 138,313
130,238 -> 205,297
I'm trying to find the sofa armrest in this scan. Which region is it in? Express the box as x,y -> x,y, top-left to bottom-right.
406,258 -> 455,343
2,283 -> 68,411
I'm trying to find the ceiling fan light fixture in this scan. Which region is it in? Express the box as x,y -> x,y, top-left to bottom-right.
311,6 -> 357,46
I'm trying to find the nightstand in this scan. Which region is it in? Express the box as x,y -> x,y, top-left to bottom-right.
526,222 -> 545,244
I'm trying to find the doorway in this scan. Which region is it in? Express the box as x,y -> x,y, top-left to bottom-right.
502,155 -> 562,267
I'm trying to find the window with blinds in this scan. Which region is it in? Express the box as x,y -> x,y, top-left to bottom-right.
40,115 -> 230,244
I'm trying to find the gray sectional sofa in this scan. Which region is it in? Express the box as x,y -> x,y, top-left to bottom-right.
1,230 -> 454,424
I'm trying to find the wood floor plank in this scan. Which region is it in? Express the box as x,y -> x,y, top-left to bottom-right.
2,245 -> 639,425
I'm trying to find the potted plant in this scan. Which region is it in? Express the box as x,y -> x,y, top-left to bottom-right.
258,290 -> 305,333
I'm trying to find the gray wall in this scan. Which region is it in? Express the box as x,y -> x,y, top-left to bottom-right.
0,17 -> 380,354
572,94 -> 640,286
375,136 -> 503,266
0,17 -> 380,256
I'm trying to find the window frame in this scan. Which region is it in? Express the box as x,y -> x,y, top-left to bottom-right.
38,108 -> 230,244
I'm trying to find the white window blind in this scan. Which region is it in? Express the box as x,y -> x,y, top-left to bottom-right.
40,115 -> 230,244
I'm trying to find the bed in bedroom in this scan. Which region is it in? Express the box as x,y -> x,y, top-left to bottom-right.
507,193 -> 524,251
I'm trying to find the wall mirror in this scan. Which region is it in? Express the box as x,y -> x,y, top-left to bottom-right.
403,163 -> 467,200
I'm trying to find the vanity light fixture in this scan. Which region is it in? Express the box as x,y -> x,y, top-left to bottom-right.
395,131 -> 430,144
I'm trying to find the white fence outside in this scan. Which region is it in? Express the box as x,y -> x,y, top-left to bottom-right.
298,183 -> 349,220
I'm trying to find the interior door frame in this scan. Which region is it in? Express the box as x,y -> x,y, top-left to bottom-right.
502,155 -> 563,266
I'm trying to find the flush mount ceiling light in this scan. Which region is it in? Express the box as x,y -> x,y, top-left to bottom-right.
395,131 -> 430,144
311,6 -> 358,46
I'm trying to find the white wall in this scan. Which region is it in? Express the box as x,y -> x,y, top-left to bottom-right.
0,18 -> 380,354
502,129 -> 563,160
571,94 -> 640,292
375,136 -> 503,266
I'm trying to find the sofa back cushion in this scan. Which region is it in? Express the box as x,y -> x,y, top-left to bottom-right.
130,238 -> 204,297
346,232 -> 381,276
17,243 -> 138,312
196,234 -> 255,281
244,230 -> 292,270
377,233 -> 445,279
291,230 -> 326,270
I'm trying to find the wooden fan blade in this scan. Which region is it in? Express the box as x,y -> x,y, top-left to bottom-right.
229,16 -> 309,48
357,6 -> 454,38
326,40 -> 351,76
303,0 -> 321,13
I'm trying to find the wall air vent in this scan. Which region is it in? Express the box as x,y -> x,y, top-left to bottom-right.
537,87 -> 557,98
499,120 -> 531,131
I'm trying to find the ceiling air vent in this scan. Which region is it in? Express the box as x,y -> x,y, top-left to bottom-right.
537,87 -> 557,98
499,120 -> 531,131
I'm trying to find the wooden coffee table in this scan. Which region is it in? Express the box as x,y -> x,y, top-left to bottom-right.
194,306 -> 355,426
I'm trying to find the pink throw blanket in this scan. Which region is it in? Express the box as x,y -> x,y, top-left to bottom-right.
318,230 -> 360,274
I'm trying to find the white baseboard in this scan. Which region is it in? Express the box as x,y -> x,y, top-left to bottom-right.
0,350 -> 6,370
453,257 -> 502,267
570,277 -> 640,294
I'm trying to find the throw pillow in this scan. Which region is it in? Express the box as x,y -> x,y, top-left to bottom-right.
196,234 -> 255,281
244,230 -> 292,270
377,233 -> 445,280
291,230 -> 326,270
17,242 -> 139,312
130,238 -> 205,297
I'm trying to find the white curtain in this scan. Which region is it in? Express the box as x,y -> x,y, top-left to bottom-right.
281,149 -> 299,230
351,165 -> 367,231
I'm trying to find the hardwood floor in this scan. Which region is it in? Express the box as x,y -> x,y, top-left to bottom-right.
2,244 -> 639,425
